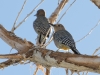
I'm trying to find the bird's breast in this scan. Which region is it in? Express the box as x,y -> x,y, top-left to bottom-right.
60,44 -> 70,50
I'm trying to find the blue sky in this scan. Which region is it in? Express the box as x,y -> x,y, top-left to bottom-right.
0,0 -> 100,75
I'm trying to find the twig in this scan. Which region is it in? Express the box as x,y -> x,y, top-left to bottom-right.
11,0 -> 27,32
40,26 -> 52,47
96,53 -> 100,56
70,71 -> 74,75
33,64 -> 45,75
14,0 -> 44,31
36,0 -> 68,74
46,68 -> 50,75
57,0 -> 76,24
34,66 -> 38,75
76,20 -> 100,43
82,72 -> 85,75
92,46 -> 100,55
77,72 -> 80,75
43,0 -> 69,47
58,0 -> 61,5
42,31 -> 54,48
41,68 -> 46,75
46,0 -> 69,47
85,71 -> 88,75
66,69 -> 69,75
9,48 -> 13,54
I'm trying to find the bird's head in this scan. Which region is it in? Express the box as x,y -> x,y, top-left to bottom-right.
34,9 -> 45,16
51,24 -> 65,32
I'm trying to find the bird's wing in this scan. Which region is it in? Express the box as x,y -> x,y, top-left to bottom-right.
54,30 -> 75,47
33,17 -> 50,36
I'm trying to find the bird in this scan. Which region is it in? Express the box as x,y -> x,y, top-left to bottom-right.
33,9 -> 51,46
52,24 -> 81,55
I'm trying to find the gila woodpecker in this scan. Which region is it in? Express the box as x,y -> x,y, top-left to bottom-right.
52,24 -> 81,55
33,9 -> 51,46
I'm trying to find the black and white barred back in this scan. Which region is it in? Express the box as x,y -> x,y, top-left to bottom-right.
53,30 -> 81,54
33,16 -> 51,44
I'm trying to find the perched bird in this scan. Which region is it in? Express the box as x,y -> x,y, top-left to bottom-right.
33,9 -> 51,46
52,24 -> 81,55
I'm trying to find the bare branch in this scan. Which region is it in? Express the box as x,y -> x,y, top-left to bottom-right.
9,48 -> 13,54
41,26 -> 52,47
82,72 -> 85,75
66,69 -> 69,75
1,46 -> 100,74
15,48 -> 100,74
11,0 -> 28,32
38,64 -> 46,75
33,64 -> 46,75
0,24 -> 34,54
58,0 -> 61,5
93,46 -> 100,55
57,0 -> 76,24
44,0 -> 69,48
35,0 -> 69,74
42,0 -> 69,47
1,25 -> 100,73
34,66 -> 38,75
42,31 -> 54,48
0,59 -> 21,69
76,19 -> 100,43
85,71 -> 88,75
85,46 -> 100,75
13,0 -> 44,31
46,68 -> 50,75
0,53 -> 23,59
91,0 -> 100,9
49,0 -> 69,24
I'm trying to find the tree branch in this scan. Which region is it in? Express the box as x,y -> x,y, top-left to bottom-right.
76,19 -> 100,43
46,68 -> 50,75
0,24 -> 33,54
0,25 -> 100,74
91,0 -> 100,9
13,0 -> 44,32
0,59 -> 21,69
57,0 -> 76,24
49,0 -> 68,24
44,0 -> 69,50
0,53 -> 23,59
11,0 -> 28,32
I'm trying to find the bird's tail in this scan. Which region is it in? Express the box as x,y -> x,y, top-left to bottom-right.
71,47 -> 81,55
38,34 -> 46,46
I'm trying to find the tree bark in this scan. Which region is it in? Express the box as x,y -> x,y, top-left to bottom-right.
0,25 -> 100,74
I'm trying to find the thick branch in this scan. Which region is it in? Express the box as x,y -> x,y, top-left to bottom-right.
49,0 -> 68,24
91,0 -> 100,9
0,24 -> 33,54
25,49 -> 100,74
0,59 -> 21,69
0,53 -> 23,59
0,25 -> 100,74
0,47 -> 100,73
